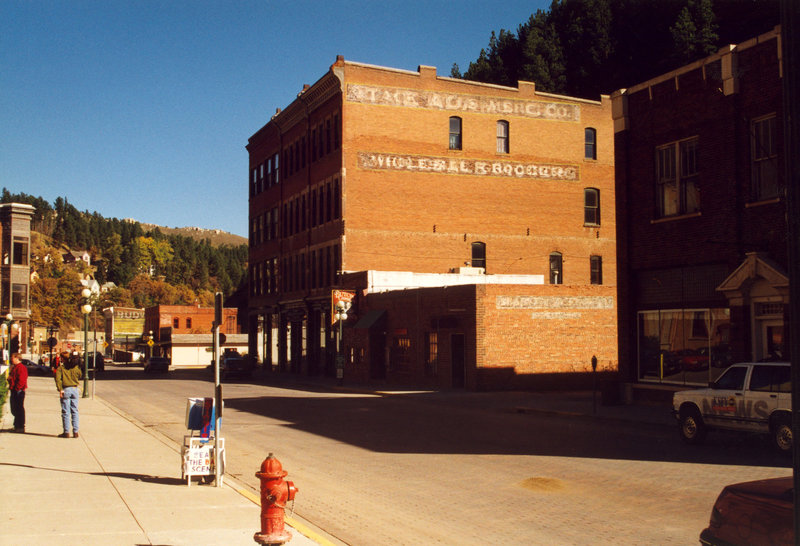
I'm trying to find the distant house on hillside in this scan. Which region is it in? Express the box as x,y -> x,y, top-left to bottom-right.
63,250 -> 90,267
80,278 -> 116,295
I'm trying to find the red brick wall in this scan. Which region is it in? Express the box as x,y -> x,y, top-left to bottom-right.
346,283 -> 617,390
145,306 -> 239,339
478,284 -> 618,374
340,62 -> 616,284
620,35 -> 784,275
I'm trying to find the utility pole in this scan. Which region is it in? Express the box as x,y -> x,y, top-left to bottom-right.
780,1 -> 800,540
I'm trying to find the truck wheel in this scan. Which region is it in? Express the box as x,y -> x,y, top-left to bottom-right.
679,409 -> 706,445
772,416 -> 792,454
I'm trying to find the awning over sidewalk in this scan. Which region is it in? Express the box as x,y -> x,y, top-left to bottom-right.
354,309 -> 386,330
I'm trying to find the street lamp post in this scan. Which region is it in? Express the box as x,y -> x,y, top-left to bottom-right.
47,325 -> 56,369
81,288 -> 92,398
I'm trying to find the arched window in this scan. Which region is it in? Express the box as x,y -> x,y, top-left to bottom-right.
449,116 -> 462,150
584,188 -> 600,225
549,252 -> 563,285
585,127 -> 597,159
471,242 -> 486,270
496,120 -> 509,153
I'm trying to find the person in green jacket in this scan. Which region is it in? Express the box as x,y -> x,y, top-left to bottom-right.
55,353 -> 83,438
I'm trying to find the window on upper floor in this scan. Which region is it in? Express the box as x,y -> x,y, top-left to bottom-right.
186,318 -> 192,329
334,113 -> 341,149
11,284 -> 26,310
584,188 -> 600,226
311,128 -> 317,161
471,241 -> 486,270
549,252 -> 563,285
585,127 -> 597,160
656,137 -> 699,218
590,255 -> 603,285
751,114 -> 780,201
173,318 -> 179,329
326,119 -> 332,155
449,116 -> 462,150
12,237 -> 28,266
334,178 -> 341,219
496,120 -> 509,153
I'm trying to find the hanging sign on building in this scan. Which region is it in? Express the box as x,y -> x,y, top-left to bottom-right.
331,290 -> 356,325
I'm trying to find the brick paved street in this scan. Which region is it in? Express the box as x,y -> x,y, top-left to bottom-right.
98,369 -> 790,545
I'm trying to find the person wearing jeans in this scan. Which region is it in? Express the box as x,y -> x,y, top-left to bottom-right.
8,353 -> 28,433
55,353 -> 83,438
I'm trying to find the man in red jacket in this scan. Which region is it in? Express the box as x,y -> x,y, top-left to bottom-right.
8,352 -> 28,433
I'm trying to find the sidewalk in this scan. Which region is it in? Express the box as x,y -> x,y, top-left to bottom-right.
0,376 -> 322,546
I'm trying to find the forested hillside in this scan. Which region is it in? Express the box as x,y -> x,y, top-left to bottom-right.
452,0 -> 780,100
3,189 -> 247,332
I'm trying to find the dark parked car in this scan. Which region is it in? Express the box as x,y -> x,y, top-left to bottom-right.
144,356 -> 170,373
24,358 -> 52,376
81,351 -> 105,372
210,351 -> 254,380
700,476 -> 792,545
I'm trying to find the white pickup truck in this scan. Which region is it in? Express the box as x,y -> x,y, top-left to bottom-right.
672,361 -> 792,453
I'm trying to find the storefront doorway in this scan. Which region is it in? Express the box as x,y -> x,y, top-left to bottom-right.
717,252 -> 789,364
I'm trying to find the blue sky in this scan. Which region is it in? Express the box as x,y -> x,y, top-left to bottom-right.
1,0 -> 549,237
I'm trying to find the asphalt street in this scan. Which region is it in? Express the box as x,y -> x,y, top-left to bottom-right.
94,366 -> 791,545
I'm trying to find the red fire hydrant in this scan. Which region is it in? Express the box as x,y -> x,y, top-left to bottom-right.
254,453 -> 298,546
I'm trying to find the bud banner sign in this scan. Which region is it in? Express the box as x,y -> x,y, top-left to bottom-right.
331,290 -> 355,324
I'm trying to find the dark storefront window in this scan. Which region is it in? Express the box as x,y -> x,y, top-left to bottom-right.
638,308 -> 731,385
425,332 -> 438,376
390,336 -> 411,373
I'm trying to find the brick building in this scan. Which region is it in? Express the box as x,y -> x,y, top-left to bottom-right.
144,304 -> 239,340
144,305 -> 243,367
613,27 -> 786,388
0,203 -> 35,357
247,57 -> 616,389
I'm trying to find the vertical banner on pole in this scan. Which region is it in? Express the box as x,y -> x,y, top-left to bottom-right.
213,292 -> 223,487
